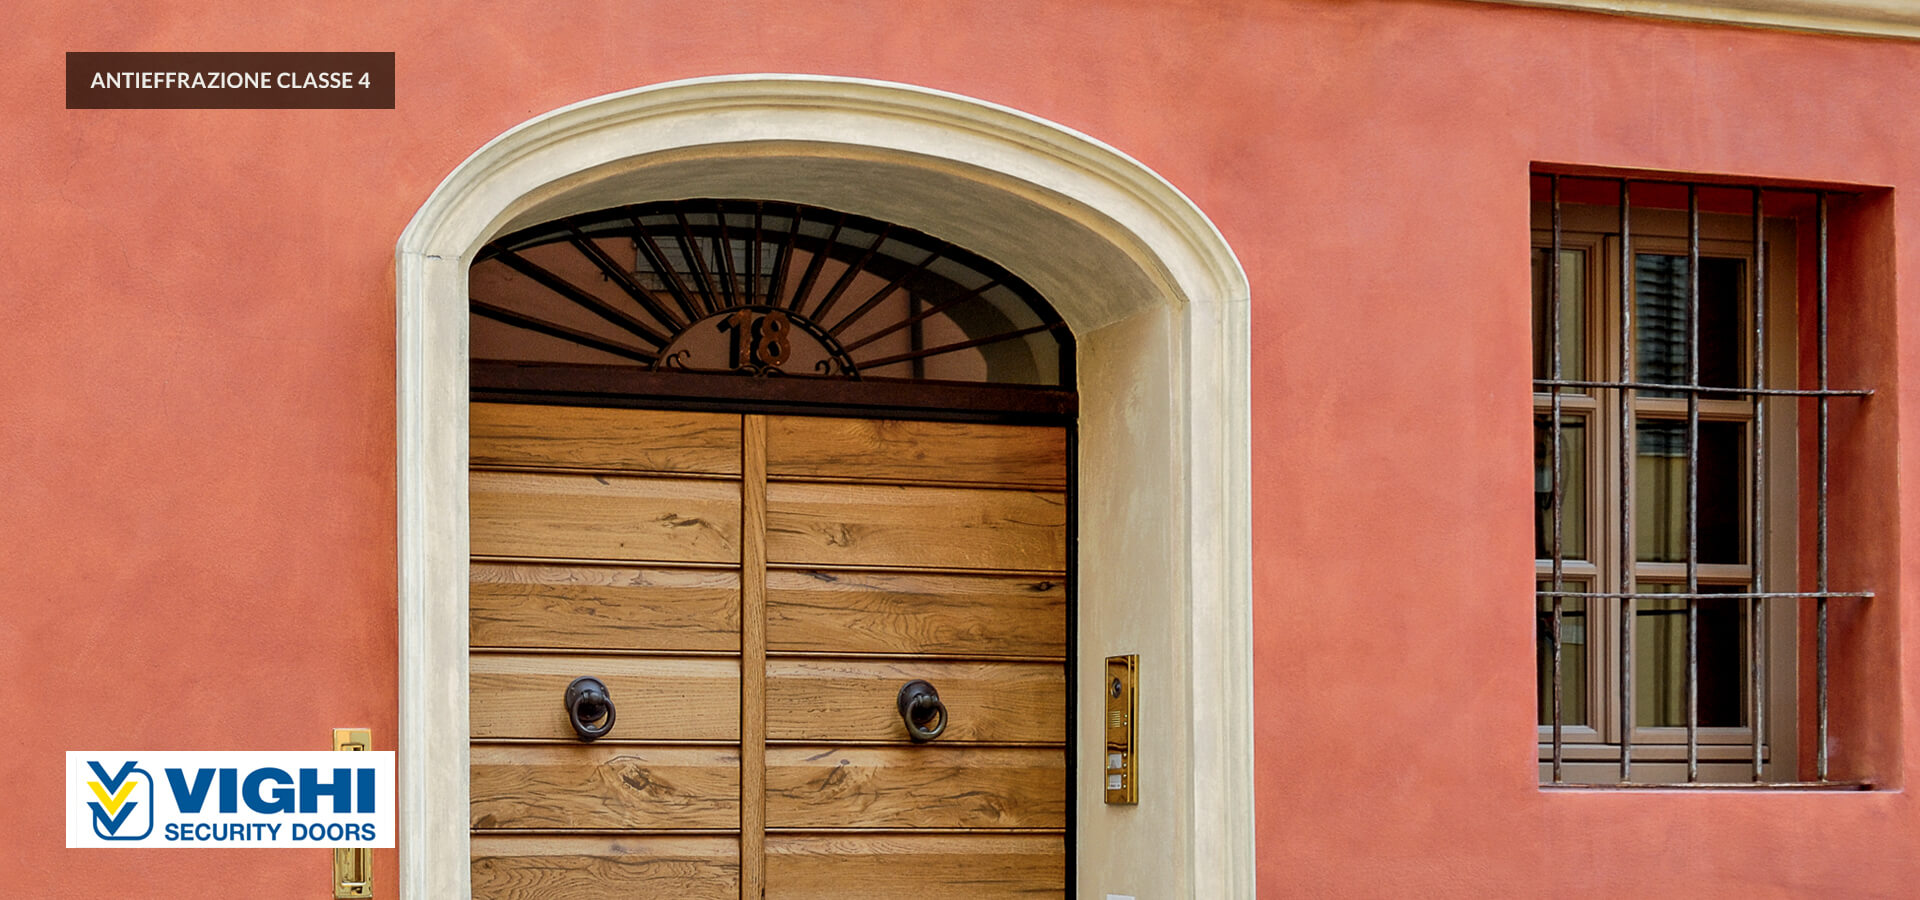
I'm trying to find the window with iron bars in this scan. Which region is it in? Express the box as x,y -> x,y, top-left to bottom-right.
1531,172 -> 1875,788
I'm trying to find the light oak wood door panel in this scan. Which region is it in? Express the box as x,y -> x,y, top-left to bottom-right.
471,744 -> 740,830
764,834 -> 1064,899
471,471 -> 741,563
766,659 -> 1065,744
472,402 -> 742,475
471,563 -> 741,651
766,417 -> 1067,488
469,409 -> 1072,894
472,835 -> 739,900
767,570 -> 1065,657
766,746 -> 1065,829
472,655 -> 740,742
765,483 -> 1066,572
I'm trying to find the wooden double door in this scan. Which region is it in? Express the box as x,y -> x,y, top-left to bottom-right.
466,402 -> 1070,898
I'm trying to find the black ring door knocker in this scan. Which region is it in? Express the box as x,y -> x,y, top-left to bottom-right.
564,676 -> 616,742
897,679 -> 948,743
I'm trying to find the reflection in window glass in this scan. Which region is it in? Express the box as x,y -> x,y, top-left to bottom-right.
1537,589 -> 1588,727
1634,584 -> 1747,727
1532,248 -> 1586,384
1534,417 -> 1586,560
1635,420 -> 1744,564
1634,254 -> 1744,396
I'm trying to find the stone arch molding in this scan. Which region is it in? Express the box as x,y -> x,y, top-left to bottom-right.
397,74 -> 1252,898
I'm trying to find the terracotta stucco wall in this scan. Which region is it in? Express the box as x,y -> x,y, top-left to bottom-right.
4,0 -> 1918,895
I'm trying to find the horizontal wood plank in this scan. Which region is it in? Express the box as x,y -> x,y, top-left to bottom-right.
471,744 -> 739,830
765,833 -> 1064,899
472,654 -> 740,742
466,410 -> 1070,887
766,417 -> 1066,487
472,402 -> 741,475
766,746 -> 1064,829
471,563 -> 740,651
767,659 -> 1064,744
767,569 -> 1064,657
472,835 -> 739,900
472,471 -> 740,563
766,483 -> 1065,571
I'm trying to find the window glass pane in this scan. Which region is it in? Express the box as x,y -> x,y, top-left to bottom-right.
1634,584 -> 1748,727
1537,587 -> 1587,727
1534,416 -> 1586,560
1634,254 -> 1745,395
1532,248 -> 1585,384
1635,420 -> 1744,564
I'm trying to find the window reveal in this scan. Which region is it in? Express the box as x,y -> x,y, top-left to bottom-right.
1531,173 -> 1874,788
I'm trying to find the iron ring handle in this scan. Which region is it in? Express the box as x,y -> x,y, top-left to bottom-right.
897,679 -> 948,743
565,676 -> 616,742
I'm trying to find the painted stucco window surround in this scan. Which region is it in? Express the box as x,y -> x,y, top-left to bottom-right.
397,75 -> 1253,897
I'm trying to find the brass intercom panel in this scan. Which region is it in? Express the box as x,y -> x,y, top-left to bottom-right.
332,728 -> 374,898
1104,654 -> 1138,805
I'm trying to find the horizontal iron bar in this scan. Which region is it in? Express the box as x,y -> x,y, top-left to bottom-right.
1541,781 -> 1871,791
1535,590 -> 1872,600
1533,379 -> 1872,398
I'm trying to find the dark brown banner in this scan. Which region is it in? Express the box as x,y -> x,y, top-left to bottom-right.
67,52 -> 394,109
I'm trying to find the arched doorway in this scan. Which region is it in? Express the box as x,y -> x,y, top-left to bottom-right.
398,75 -> 1253,898
468,197 -> 1078,895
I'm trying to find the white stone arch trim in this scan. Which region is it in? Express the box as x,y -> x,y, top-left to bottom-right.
397,74 -> 1251,898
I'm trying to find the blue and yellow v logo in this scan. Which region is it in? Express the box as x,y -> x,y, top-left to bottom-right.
86,761 -> 152,840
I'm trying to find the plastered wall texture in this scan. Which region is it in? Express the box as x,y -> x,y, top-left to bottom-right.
5,0 -> 1919,896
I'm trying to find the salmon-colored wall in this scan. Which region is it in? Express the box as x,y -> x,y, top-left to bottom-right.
5,0 -> 1918,896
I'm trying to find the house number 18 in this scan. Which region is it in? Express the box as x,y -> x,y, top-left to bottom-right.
718,309 -> 794,371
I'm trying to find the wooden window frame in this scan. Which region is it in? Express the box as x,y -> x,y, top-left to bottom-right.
1534,201 -> 1801,784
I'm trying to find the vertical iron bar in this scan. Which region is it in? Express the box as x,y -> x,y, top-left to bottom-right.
909,294 -> 925,379
714,202 -> 740,309
1550,175 -> 1566,783
1620,180 -> 1636,782
749,202 -> 764,306
768,204 -> 801,309
1817,192 -> 1831,782
787,212 -> 843,313
1686,186 -> 1701,783
1751,188 -> 1767,782
632,224 -> 705,326
672,210 -> 719,317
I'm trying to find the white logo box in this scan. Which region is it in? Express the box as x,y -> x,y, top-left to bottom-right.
67,750 -> 395,848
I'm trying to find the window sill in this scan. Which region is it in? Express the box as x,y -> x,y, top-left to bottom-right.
1539,780 -> 1874,791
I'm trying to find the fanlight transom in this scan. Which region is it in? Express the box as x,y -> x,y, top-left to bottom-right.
471,199 -> 1072,386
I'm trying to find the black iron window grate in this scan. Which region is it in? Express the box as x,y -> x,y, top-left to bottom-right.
1534,173 -> 1874,789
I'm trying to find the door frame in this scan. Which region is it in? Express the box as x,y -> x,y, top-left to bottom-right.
397,74 -> 1253,898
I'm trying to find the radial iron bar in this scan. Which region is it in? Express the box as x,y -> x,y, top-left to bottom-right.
470,198 -> 1074,386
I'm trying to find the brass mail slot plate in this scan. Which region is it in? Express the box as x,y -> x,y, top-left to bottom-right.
1104,654 -> 1138,805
